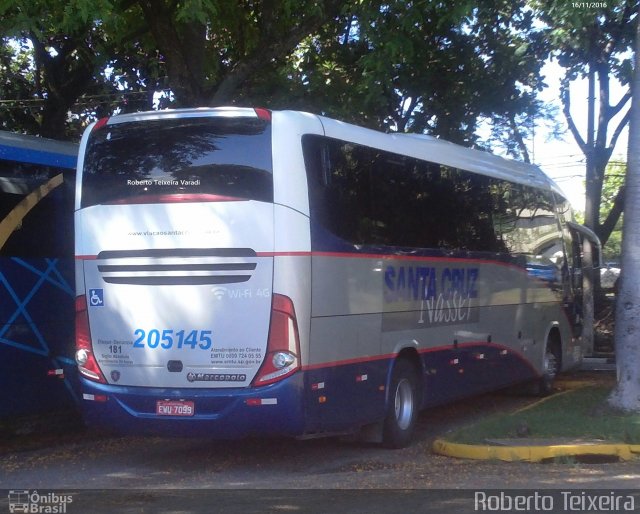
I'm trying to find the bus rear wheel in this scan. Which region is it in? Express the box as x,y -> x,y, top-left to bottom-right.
537,339 -> 561,396
383,359 -> 419,448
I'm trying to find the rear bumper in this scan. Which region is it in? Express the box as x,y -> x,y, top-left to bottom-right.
79,372 -> 306,438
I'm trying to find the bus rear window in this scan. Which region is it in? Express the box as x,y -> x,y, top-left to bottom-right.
80,116 -> 273,207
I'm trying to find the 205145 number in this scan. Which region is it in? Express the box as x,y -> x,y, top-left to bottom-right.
133,329 -> 212,350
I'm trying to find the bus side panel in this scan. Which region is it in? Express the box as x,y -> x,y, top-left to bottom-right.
272,206 -> 311,355
271,110 -> 324,217
306,255 -> 387,432
305,358 -> 393,433
304,250 -> 566,432
381,258 -> 569,407
270,111 -> 325,434
271,205 -> 312,430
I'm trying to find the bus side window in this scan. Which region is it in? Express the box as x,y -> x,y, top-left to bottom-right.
320,144 -> 332,187
302,136 -> 330,228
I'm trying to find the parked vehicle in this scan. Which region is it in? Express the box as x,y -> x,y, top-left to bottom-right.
74,108 -> 598,446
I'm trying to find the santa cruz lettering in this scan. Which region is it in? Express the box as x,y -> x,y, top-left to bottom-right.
384,266 -> 479,303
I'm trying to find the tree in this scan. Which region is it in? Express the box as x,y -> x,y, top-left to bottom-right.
0,0 -> 349,138
254,0 -> 550,156
130,0 -> 346,107
600,160 -> 626,261
532,0 -> 636,354
0,38 -> 41,134
0,0 -> 566,156
0,20 -> 97,138
534,0 -> 635,246
609,2 -> 640,413
0,0 -> 163,139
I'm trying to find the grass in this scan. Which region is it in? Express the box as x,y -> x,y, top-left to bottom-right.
447,384 -> 640,446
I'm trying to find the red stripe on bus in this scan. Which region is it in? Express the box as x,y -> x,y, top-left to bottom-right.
302,353 -> 397,371
302,341 -> 538,375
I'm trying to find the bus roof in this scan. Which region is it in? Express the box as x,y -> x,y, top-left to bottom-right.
0,131 -> 78,169
315,115 -> 565,200
87,107 -> 567,201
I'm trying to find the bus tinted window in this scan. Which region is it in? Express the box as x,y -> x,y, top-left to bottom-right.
494,185 -> 560,257
81,117 -> 273,207
303,135 -> 508,252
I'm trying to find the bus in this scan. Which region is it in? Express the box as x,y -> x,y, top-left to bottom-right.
0,131 -> 78,420
74,107 -> 598,447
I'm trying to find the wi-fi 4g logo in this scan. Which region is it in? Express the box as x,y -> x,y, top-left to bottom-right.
211,287 -> 227,300
211,287 -> 270,300
8,490 -> 73,513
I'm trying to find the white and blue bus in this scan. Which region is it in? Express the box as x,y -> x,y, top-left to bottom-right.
74,108 -> 598,447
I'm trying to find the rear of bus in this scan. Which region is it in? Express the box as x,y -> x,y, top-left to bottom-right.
74,108 -> 304,437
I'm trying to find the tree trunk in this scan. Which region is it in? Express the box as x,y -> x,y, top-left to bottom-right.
581,63 -> 597,355
581,241 -> 596,356
137,1 -> 210,107
609,6 -> 640,412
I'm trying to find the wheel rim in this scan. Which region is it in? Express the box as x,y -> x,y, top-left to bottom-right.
543,350 -> 558,381
394,378 -> 414,431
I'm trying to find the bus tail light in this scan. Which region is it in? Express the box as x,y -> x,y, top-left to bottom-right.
75,295 -> 106,383
106,193 -> 249,205
92,117 -> 110,132
254,108 -> 272,121
252,294 -> 300,386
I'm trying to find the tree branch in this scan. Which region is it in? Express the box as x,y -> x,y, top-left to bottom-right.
603,0 -> 633,60
397,96 -> 418,132
596,63 -> 610,150
560,77 -> 587,153
136,0 -> 208,105
342,14 -> 354,46
610,90 -> 632,119
598,184 -> 625,245
609,108 -> 631,152
210,0 -> 343,106
509,114 -> 531,163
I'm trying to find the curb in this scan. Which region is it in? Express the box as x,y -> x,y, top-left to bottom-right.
432,438 -> 640,462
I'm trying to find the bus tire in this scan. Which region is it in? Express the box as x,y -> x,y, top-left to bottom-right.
383,359 -> 419,448
537,339 -> 561,396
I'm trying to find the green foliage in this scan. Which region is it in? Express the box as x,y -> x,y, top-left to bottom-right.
576,161 -> 625,260
449,384 -> 640,445
0,39 -> 40,134
252,0 -> 549,157
531,0 -> 635,246
0,0 -> 167,138
601,160 -> 626,261
601,160 -> 626,215
0,0 -> 566,153
534,0 -> 636,85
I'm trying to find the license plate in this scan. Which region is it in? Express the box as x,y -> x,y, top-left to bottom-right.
156,400 -> 195,417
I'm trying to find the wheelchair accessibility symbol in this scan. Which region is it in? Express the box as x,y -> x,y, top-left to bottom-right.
89,289 -> 104,307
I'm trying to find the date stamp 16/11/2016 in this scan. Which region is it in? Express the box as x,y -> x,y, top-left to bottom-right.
571,2 -> 608,7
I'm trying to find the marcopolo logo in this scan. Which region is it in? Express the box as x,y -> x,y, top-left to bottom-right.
187,372 -> 247,383
8,490 -> 73,513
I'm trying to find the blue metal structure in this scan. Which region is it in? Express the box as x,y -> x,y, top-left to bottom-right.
0,131 -> 79,421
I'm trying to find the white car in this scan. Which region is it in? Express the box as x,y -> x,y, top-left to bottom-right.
601,264 -> 620,290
